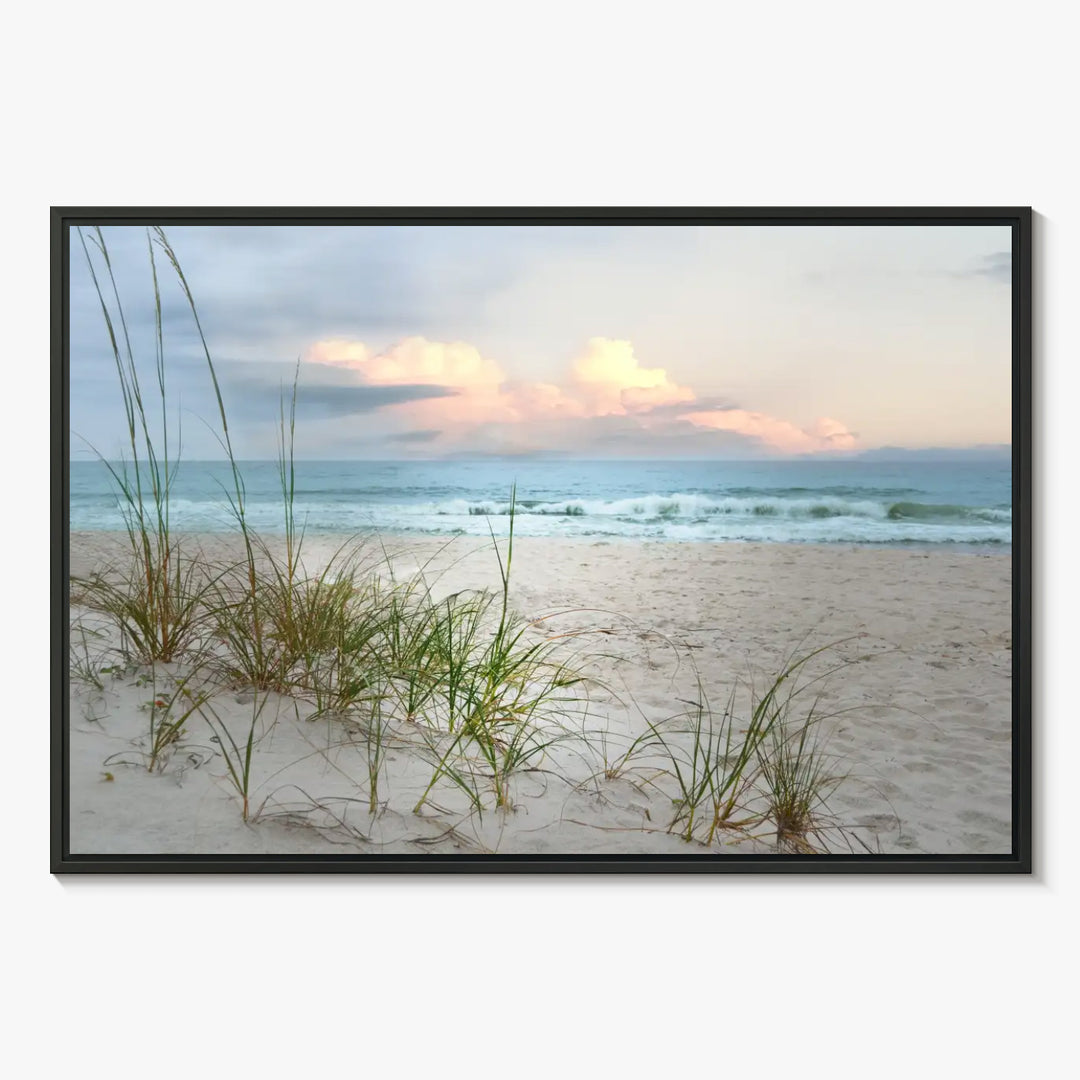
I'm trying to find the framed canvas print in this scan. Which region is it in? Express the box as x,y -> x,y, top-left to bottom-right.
52,207 -> 1031,873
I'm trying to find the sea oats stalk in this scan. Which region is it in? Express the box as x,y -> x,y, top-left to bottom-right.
74,227 -> 217,663
198,692 -> 267,822
146,677 -> 210,774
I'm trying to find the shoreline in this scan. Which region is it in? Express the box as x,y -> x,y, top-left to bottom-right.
68,527 -> 1012,558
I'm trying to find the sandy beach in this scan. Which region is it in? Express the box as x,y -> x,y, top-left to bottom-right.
67,531 -> 1013,857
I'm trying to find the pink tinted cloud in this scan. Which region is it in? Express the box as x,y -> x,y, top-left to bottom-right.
679,408 -> 857,454
306,336 -> 502,388
303,335 -> 854,455
571,338 -> 695,415
304,337 -> 517,429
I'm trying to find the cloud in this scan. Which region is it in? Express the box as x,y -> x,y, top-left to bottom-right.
299,334 -> 854,457
631,395 -> 737,419
968,251 -> 1012,283
856,443 -> 1010,462
304,336 -> 693,431
570,338 -> 695,415
221,359 -> 456,419
387,428 -> 442,443
809,416 -> 858,447
307,336 -> 504,388
304,337 -> 520,429
679,408 -> 857,454
284,383 -> 455,418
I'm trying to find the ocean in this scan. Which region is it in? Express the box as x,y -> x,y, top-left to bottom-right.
68,458 -> 1013,549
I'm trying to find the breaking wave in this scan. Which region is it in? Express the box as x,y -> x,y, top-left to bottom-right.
445,493 -> 1011,525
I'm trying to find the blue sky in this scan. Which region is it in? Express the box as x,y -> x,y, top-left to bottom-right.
69,223 -> 1013,460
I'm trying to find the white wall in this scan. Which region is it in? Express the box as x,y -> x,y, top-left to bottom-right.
7,3 -> 1073,1077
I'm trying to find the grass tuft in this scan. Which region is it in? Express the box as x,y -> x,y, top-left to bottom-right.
756,700 -> 847,852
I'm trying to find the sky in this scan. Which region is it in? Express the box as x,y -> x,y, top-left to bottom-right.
68,223 -> 1013,460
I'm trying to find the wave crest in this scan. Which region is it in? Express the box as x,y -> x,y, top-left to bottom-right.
447,493 -> 1009,523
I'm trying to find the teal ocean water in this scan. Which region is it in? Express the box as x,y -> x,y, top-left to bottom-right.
69,458 -> 1012,548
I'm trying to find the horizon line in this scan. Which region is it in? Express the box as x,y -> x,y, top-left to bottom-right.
68,451 -> 1013,465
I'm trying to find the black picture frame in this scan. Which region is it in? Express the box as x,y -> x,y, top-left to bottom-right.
52,206 -> 1032,874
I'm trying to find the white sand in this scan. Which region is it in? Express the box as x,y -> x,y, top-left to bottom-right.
67,532 -> 1013,857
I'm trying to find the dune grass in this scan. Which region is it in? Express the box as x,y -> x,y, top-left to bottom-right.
144,676 -> 210,775
407,496 -> 590,814
196,691 -> 268,822
74,226 -> 218,663
755,701 -> 847,851
631,642 -> 852,850
69,623 -> 107,694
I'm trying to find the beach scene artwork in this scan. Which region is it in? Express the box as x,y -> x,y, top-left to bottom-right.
66,221 -> 1015,860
